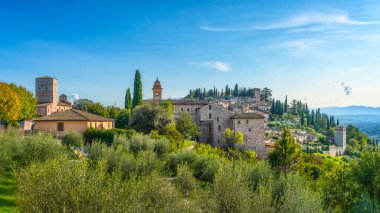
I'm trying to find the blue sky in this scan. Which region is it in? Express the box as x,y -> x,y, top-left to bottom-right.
1,0 -> 380,107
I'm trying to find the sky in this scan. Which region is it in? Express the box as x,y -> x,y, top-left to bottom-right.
1,0 -> 380,107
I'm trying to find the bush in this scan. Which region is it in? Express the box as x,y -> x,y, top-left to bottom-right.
84,128 -> 136,145
61,131 -> 83,148
0,129 -> 65,171
193,155 -> 219,182
153,139 -> 170,158
128,135 -> 154,156
165,151 -> 198,176
175,164 -> 197,196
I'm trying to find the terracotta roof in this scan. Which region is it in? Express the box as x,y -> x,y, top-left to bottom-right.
231,113 -> 265,119
170,99 -> 209,105
34,109 -> 114,122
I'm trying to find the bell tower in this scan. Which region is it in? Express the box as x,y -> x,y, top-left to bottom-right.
152,78 -> 162,104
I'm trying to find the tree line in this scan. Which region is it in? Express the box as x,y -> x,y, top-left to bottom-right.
186,85 -> 273,102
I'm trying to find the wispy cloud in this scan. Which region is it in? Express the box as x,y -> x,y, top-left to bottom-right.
272,39 -> 325,53
69,93 -> 80,101
202,61 -> 231,72
199,10 -> 378,32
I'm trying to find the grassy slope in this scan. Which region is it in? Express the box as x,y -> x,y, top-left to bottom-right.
0,172 -> 16,212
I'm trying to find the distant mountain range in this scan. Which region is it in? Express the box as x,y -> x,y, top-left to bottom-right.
320,106 -> 380,140
320,106 -> 380,116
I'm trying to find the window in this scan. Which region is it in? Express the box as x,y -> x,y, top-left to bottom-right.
217,117 -> 219,122
218,139 -> 220,143
209,105 -> 212,110
187,108 -> 190,112
195,108 -> 198,112
249,128 -> 252,132
238,120 -> 241,125
218,125 -> 221,131
246,120 -> 249,124
57,123 -> 64,131
209,124 -> 212,131
181,108 -> 184,112
209,113 -> 212,119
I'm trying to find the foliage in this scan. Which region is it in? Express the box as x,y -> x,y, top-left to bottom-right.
129,104 -> 173,134
61,131 -> 83,148
176,112 -> 200,139
84,128 -> 136,145
73,98 -> 94,111
268,129 -> 301,173
8,84 -> 36,120
124,88 -> 132,110
132,69 -> 143,108
0,82 -> 22,125
222,128 -> 244,149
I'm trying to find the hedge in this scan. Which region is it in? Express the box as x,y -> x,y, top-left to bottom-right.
84,128 -> 136,145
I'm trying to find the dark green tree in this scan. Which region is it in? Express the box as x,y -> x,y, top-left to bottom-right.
268,129 -> 301,174
124,88 -> 132,110
176,112 -> 200,139
132,70 -> 143,108
284,95 -> 288,113
233,84 -> 239,97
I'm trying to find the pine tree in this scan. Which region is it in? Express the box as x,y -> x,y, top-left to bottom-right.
124,88 -> 132,110
337,119 -> 340,126
132,69 -> 143,108
311,110 -> 315,125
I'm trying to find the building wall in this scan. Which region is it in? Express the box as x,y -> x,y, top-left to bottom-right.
334,127 -> 347,149
174,104 -> 204,125
36,77 -> 58,104
34,120 -> 113,135
209,105 -> 234,147
233,118 -> 266,159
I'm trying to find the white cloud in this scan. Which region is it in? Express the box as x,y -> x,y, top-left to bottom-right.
199,10 -> 378,32
69,93 -> 80,101
202,61 -> 231,72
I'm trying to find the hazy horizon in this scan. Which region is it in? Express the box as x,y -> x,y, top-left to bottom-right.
1,1 -> 380,108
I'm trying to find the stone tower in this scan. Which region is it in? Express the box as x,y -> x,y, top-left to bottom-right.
152,78 -> 162,104
334,126 -> 347,149
36,76 -> 58,104
253,88 -> 261,102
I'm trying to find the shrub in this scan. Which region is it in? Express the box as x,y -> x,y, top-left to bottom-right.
153,139 -> 170,158
84,128 -> 136,145
61,131 -> 83,148
165,151 -> 198,176
128,135 -> 154,156
175,164 -> 197,196
193,155 -> 219,182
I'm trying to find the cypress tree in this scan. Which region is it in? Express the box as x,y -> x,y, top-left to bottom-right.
234,84 -> 239,97
284,95 -> 288,113
124,88 -> 132,110
132,69 -> 143,108
301,110 -> 305,126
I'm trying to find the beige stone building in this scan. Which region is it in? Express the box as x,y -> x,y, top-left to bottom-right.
146,79 -> 270,158
34,109 -> 114,135
35,76 -> 72,116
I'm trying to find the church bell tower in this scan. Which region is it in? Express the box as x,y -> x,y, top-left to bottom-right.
152,78 -> 162,104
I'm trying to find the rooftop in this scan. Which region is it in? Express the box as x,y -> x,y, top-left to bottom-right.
34,109 -> 113,122
231,113 -> 265,119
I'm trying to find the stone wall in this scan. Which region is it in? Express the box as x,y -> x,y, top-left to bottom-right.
233,118 -> 266,159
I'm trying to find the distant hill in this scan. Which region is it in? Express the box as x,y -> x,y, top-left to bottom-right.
320,106 -> 380,140
320,106 -> 380,116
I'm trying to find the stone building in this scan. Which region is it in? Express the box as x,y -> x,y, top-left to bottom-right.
35,76 -> 72,116
330,126 -> 347,156
146,80 -> 270,158
34,109 -> 114,135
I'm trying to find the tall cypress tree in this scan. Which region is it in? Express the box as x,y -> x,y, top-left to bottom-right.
124,88 -> 132,110
234,84 -> 239,97
284,95 -> 288,113
132,69 -> 143,108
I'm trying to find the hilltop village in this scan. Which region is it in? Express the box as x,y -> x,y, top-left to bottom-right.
11,75 -> 347,158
